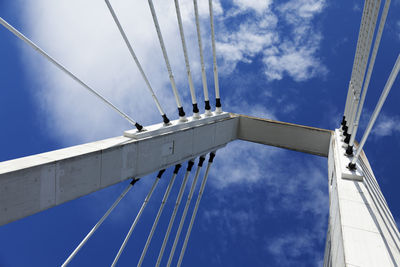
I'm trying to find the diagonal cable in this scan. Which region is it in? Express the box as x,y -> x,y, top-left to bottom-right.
193,0 -> 212,116
174,0 -> 200,118
104,0 -> 170,125
147,0 -> 187,121
111,170 -> 165,267
161,156 -> 206,267
61,178 -> 140,267
0,17 -> 143,131
349,54 -> 400,169
208,0 -> 222,114
151,160 -> 194,267
177,153 -> 215,267
347,0 -> 391,154
342,0 -> 371,127
346,0 -> 381,140
137,164 -> 182,267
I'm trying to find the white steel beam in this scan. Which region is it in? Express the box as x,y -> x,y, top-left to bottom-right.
0,114 -> 332,226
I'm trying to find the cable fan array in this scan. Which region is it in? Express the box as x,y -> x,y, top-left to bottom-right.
0,0 -> 223,266
340,0 -> 400,170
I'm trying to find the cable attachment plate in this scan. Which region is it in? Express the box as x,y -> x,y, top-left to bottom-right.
334,129 -> 363,181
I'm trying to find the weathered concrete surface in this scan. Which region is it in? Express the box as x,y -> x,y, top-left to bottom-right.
0,113 -> 333,226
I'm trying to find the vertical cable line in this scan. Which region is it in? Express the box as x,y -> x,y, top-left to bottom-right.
193,0 -> 212,116
345,0 -> 381,144
177,152 -> 215,267
346,0 -> 391,155
345,0 -> 371,127
61,178 -> 139,267
147,0 -> 187,122
158,156 -> 206,267
349,0 -> 379,129
349,54 -> 400,169
137,164 -> 182,267
105,0 -> 170,125
342,0 -> 371,129
343,0 -> 374,135
209,0 -> 222,114
0,17 -> 143,132
153,160 -> 194,267
111,169 -> 165,267
174,0 -> 200,118
353,0 -> 373,91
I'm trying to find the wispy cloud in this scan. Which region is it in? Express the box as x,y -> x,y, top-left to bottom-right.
266,230 -> 324,266
371,113 -> 400,137
204,141 -> 328,264
216,0 -> 327,81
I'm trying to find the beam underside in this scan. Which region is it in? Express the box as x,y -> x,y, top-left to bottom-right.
0,114 -> 331,226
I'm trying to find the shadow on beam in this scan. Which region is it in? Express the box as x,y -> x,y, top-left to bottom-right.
237,114 -> 333,157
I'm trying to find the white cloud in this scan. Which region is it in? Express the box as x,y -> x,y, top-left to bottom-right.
278,0 -> 325,22
266,230 -> 324,266
372,113 -> 400,137
233,0 -> 272,14
210,141 -> 281,189
215,0 -> 327,81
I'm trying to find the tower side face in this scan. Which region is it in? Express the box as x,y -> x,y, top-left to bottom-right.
324,130 -> 400,266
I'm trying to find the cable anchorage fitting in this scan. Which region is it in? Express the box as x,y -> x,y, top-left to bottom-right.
130,178 -> 140,185
208,152 -> 216,162
173,164 -> 182,174
344,133 -> 351,144
162,114 -> 170,125
345,145 -> 354,156
187,160 -> 195,172
192,103 -> 200,114
178,107 -> 186,118
198,156 -> 206,167
157,169 -> 166,179
135,123 -> 144,132
348,162 -> 356,170
341,116 -> 346,126
215,98 -> 222,114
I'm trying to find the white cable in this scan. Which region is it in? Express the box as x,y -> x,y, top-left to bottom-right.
347,0 -> 381,136
193,0 -> 212,116
62,179 -> 138,266
0,17 -> 143,131
208,0 -> 222,114
105,0 -> 170,124
154,161 -> 194,267
111,172 -> 163,267
137,165 -> 182,267
349,0 -> 391,148
147,0 -> 187,121
350,54 -> 400,167
159,157 -> 205,267
177,153 -> 215,267
344,0 -> 371,120
174,0 -> 200,118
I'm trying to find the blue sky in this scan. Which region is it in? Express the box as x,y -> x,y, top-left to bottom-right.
0,0 -> 399,266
